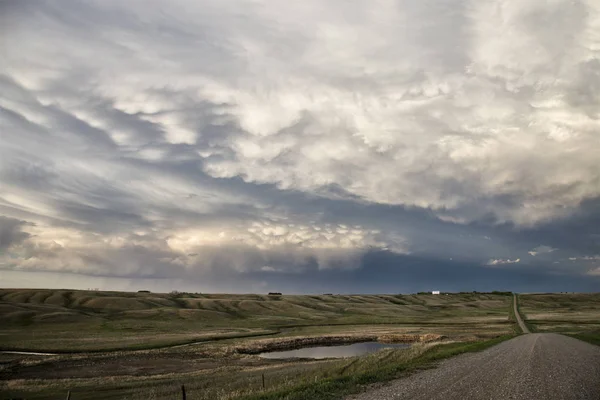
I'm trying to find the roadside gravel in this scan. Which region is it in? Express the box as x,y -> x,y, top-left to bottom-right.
348,333 -> 600,400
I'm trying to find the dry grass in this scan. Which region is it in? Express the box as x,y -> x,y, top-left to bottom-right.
0,341 -> 465,400
1,336 -> 517,400
0,290 -> 516,400
0,290 -> 512,352
519,293 -> 600,334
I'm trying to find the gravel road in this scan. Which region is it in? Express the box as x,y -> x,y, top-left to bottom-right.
514,294 -> 530,334
348,333 -> 600,400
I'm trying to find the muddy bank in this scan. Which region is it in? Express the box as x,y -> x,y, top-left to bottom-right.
236,333 -> 445,354
378,333 -> 446,343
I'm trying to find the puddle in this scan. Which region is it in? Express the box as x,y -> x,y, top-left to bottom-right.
258,341 -> 409,359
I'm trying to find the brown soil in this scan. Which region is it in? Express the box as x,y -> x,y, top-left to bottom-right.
0,353 -> 273,380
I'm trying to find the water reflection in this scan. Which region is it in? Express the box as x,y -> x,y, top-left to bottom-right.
259,341 -> 409,359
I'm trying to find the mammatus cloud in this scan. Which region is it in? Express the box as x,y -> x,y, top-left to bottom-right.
1,0 -> 599,290
1,214 -> 409,278
4,0 -> 600,224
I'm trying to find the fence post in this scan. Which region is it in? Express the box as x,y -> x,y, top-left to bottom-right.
262,373 -> 265,390
181,384 -> 186,400
66,390 -> 71,400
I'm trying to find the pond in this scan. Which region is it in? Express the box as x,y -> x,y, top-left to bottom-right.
258,341 -> 410,359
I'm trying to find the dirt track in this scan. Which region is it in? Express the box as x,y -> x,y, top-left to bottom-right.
513,294 -> 530,334
349,333 -> 600,400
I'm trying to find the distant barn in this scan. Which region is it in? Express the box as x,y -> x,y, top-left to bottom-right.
432,290 -> 440,295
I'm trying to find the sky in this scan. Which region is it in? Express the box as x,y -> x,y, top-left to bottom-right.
1,0 -> 599,294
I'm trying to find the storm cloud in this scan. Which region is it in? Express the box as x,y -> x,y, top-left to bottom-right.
0,216 -> 31,251
1,0 -> 599,292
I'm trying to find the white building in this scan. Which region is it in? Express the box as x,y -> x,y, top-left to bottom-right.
432,290 -> 440,295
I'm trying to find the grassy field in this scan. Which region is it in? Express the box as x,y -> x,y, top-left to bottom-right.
0,289 -> 513,352
518,293 -> 600,345
1,289 -> 516,399
1,336 -> 516,400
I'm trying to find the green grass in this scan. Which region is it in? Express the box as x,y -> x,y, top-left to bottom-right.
9,290 -> 599,400
566,331 -> 600,347
0,289 -> 513,352
1,336 -> 516,400
0,289 -> 518,400
519,293 -> 600,335
0,329 -> 279,353
239,335 -> 515,400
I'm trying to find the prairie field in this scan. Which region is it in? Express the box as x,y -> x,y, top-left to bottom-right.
518,293 -> 600,345
0,289 -> 513,352
0,289 -> 517,399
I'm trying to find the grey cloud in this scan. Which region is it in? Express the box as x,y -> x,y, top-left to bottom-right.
0,216 -> 31,251
566,59 -> 600,116
5,0 -> 599,228
1,0 -> 599,291
528,245 -> 557,257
